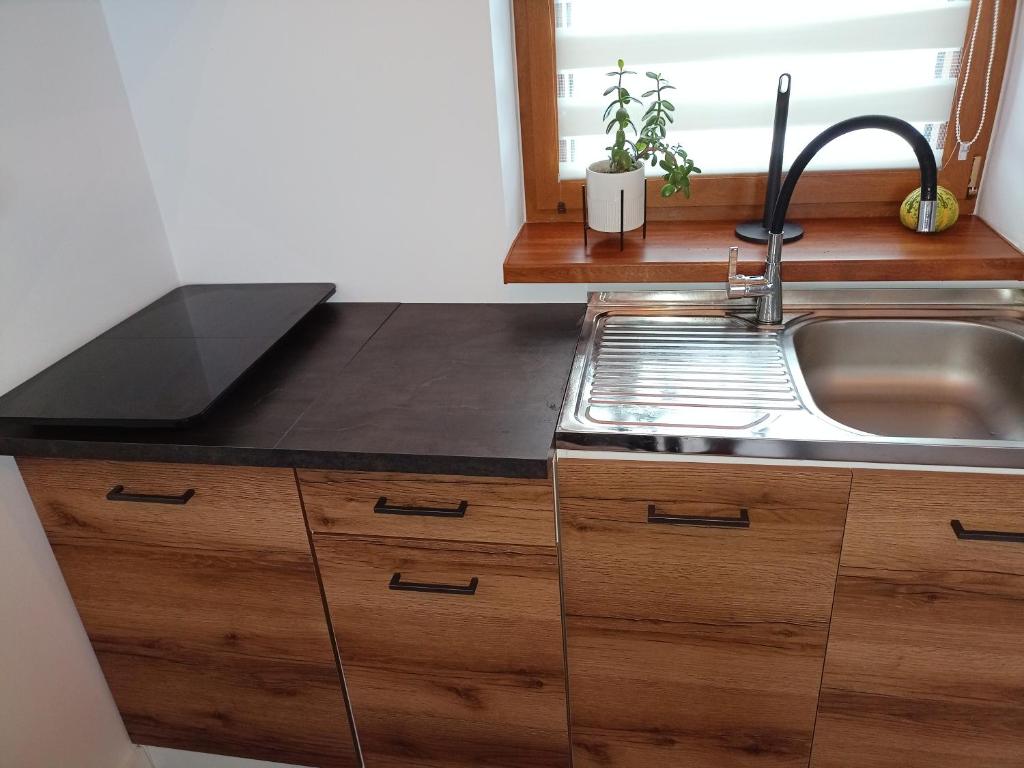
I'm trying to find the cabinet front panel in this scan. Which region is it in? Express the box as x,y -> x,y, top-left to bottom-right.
558,459 -> 850,768
19,458 -> 358,768
298,469 -> 556,547
22,458 -> 311,554
811,470 -> 1024,768
315,535 -> 570,768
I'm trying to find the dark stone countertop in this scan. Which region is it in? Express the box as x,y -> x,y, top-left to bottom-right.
0,303 -> 584,478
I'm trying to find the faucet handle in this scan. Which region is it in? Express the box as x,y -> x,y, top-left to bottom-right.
727,246 -> 740,281
726,246 -> 768,299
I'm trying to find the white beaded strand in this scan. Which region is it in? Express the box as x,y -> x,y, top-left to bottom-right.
953,0 -> 1000,161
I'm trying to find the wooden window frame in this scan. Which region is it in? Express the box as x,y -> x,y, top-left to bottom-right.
513,0 -> 1017,223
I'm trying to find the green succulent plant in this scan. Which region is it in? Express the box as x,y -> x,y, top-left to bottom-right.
602,59 -> 701,198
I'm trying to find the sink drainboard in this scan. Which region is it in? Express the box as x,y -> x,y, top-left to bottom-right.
580,315 -> 801,430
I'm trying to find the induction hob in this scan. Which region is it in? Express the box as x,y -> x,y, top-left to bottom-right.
0,283 -> 335,427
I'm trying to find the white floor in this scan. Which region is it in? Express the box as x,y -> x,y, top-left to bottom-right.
137,746 -> 313,768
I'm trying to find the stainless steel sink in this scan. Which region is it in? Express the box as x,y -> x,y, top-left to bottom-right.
557,289 -> 1024,470
787,318 -> 1024,441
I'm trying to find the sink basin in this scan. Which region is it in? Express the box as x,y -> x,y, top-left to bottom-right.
788,318 -> 1024,441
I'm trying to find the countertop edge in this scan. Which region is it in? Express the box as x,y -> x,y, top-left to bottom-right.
0,439 -> 554,480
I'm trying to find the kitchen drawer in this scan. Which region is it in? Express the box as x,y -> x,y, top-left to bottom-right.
558,458 -> 850,768
315,534 -> 570,768
557,458 -> 851,622
19,457 -> 358,767
298,469 -> 556,547
811,470 -> 1024,768
20,458 -> 310,554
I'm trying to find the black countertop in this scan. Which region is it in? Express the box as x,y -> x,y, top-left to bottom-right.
0,303 -> 584,478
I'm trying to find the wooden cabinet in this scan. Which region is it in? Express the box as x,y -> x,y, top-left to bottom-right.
316,536 -> 569,768
32,453 -> 1023,767
811,470 -> 1024,768
305,469 -> 569,768
298,469 -> 556,547
19,458 -> 358,768
557,458 -> 851,768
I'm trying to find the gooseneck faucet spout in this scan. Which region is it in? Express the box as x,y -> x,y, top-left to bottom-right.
769,115 -> 939,235
729,115 -> 939,325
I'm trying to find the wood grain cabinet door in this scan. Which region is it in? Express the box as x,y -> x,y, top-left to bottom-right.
314,534 -> 571,768
298,469 -> 556,547
18,458 -> 358,768
557,458 -> 851,768
811,470 -> 1024,768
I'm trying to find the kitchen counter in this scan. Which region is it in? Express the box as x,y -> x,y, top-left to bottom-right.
0,302 -> 584,478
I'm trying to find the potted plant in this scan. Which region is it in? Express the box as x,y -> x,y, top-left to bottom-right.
586,60 -> 701,232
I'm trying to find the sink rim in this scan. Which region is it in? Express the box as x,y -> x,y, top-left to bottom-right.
557,289 -> 1024,470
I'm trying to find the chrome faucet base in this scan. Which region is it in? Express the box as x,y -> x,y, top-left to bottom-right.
755,233 -> 784,325
727,234 -> 783,326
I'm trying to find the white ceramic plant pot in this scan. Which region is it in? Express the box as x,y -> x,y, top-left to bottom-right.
585,160 -> 645,233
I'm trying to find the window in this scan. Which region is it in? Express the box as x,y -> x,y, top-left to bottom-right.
513,0 -> 1015,222
556,73 -> 575,98
554,1 -> 573,29
923,121 -> 949,152
558,137 -> 577,163
554,1 -> 971,177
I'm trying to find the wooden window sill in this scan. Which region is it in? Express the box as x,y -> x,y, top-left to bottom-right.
503,217 -> 1024,284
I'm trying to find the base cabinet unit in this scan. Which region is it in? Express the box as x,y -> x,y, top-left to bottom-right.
300,467 -> 570,768
18,458 -> 358,768
810,470 -> 1024,768
557,458 -> 851,768
30,453 -> 1024,768
315,536 -> 570,768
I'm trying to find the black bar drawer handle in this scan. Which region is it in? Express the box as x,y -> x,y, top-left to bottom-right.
106,485 -> 195,505
374,496 -> 468,518
647,504 -> 750,528
951,519 -> 1024,543
388,572 -> 478,596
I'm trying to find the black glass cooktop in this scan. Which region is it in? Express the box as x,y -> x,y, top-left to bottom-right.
0,283 -> 335,427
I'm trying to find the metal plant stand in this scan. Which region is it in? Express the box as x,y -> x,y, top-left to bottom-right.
583,183 -> 648,251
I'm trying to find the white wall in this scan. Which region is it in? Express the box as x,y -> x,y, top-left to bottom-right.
978,2 -> 1024,250
489,0 -> 527,248
0,461 -> 139,768
102,0 -> 580,302
0,2 -> 179,392
0,1 -> 179,765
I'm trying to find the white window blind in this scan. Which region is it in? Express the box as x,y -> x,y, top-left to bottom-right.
555,0 -> 971,178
